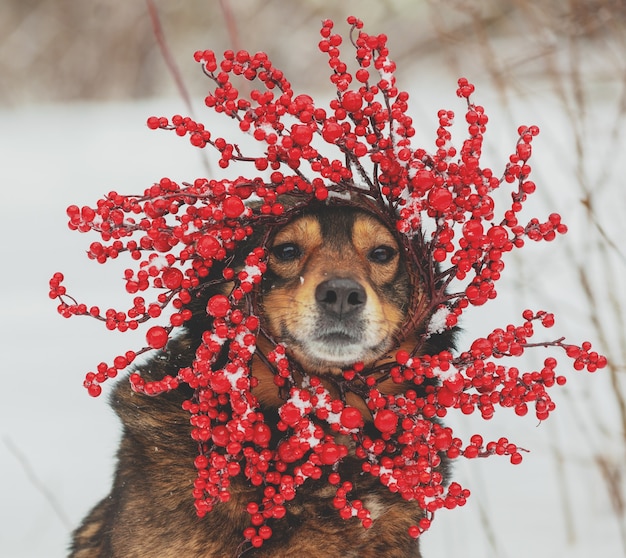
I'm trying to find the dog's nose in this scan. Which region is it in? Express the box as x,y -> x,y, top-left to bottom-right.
315,278 -> 367,317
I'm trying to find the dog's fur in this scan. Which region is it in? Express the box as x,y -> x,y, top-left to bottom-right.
70,205 -> 452,557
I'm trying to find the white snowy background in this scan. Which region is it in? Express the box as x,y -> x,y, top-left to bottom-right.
1,2 -> 625,557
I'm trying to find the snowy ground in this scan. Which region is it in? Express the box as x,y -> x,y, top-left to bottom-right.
1,73 -> 624,557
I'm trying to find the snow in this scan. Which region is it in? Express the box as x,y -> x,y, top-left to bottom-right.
431,365 -> 461,383
1,76 -> 624,558
426,306 -> 450,337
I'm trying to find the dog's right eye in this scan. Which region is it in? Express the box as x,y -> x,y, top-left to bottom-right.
272,243 -> 302,262
368,245 -> 397,264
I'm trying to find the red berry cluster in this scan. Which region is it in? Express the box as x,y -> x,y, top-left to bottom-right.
49,16 -> 606,548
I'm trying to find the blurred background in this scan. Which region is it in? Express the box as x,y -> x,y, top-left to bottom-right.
2,0 -> 623,104
1,1 -> 624,557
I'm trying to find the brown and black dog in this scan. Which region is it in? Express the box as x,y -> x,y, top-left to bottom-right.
70,204 -> 453,557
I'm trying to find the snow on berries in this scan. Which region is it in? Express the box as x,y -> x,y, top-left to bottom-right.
49,16 -> 606,549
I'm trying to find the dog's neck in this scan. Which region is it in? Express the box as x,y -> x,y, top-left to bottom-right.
251,335 -> 412,420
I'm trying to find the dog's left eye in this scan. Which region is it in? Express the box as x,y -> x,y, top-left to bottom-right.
368,245 -> 397,263
272,242 -> 302,262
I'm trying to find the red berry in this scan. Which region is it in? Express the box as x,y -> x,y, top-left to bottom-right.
291,124 -> 314,146
462,219 -> 484,244
428,188 -> 453,212
209,372 -> 231,394
443,374 -> 465,394
206,294 -> 230,317
196,235 -> 220,259
341,90 -> 363,112
408,525 -> 421,538
253,423 -> 272,447
322,121 -> 343,143
87,383 -> 102,397
374,409 -> 398,434
413,169 -> 435,191
319,442 -> 343,465
146,326 -> 169,349
147,116 -> 161,129
340,407 -> 363,429
162,268 -> 183,289
436,386 -> 458,408
487,226 -> 508,248
223,196 -> 245,218
396,349 -> 410,365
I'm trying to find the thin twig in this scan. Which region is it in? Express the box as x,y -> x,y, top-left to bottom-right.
4,436 -> 73,532
145,0 -> 213,176
219,0 -> 243,55
595,455 -> 626,554
547,420 -> 576,545
145,0 -> 194,116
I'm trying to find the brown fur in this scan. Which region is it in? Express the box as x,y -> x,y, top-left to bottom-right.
70,205 -> 453,557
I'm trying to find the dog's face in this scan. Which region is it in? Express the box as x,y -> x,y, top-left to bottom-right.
260,206 -> 411,372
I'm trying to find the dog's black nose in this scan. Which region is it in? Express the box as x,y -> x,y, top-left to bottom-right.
315,278 -> 367,317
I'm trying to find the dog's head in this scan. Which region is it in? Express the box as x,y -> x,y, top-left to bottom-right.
260,205 -> 412,373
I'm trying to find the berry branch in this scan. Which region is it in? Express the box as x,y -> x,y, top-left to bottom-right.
50,16 -> 606,549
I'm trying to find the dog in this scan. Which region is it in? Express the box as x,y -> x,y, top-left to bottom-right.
69,203 -> 453,557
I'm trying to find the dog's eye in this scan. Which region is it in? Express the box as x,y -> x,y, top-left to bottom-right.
368,245 -> 396,264
272,242 -> 302,262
